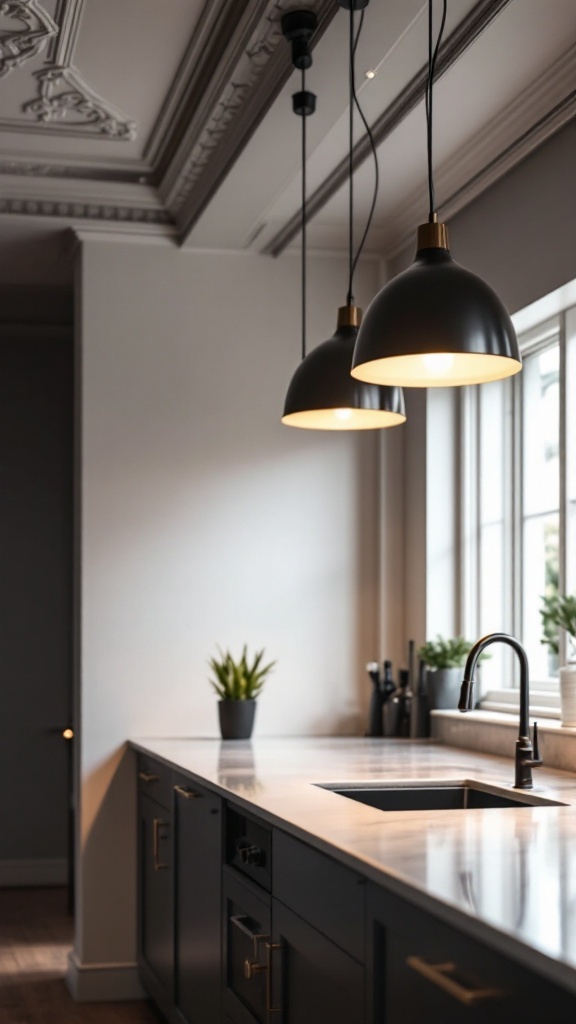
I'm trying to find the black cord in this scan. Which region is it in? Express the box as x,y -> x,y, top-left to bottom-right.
347,5 -> 354,305
301,67 -> 307,361
426,0 -> 447,220
349,9 -> 379,294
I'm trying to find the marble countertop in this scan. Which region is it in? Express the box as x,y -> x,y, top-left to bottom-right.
130,736 -> 576,993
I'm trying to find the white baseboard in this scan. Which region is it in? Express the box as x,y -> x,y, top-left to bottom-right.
0,858 -> 68,887
66,950 -> 147,1002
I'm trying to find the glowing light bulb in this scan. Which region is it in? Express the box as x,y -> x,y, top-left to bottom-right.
365,69 -> 376,80
333,408 -> 353,421
421,352 -> 455,375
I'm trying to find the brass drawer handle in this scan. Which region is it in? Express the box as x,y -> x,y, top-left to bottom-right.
406,956 -> 504,1005
174,784 -> 202,800
152,818 -> 169,871
139,771 -> 159,783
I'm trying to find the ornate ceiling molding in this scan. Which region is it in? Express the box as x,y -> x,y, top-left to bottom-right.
0,0 -> 137,139
23,64 -> 137,138
0,0 -> 58,78
159,0 -> 338,241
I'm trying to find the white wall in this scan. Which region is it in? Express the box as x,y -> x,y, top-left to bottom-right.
72,238 -> 382,990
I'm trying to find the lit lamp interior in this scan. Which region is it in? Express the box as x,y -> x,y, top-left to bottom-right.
351,351 -> 522,388
281,406 -> 406,430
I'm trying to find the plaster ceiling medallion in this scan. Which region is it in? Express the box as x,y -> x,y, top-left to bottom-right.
0,0 -> 58,78
24,64 -> 137,139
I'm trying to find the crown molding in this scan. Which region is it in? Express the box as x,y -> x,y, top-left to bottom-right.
162,0 -> 338,241
382,44 -> 576,259
0,196 -> 171,225
71,224 -> 178,245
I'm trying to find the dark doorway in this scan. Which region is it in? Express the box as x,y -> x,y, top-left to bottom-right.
0,320 -> 74,894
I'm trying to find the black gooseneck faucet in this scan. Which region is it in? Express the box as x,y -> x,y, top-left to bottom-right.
458,632 -> 542,789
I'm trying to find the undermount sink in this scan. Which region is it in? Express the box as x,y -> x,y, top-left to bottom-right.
316,780 -> 566,811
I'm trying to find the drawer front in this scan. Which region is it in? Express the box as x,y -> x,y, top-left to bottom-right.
222,868 -> 272,1024
226,804 -> 272,891
371,888 -> 576,1024
273,830 -> 365,962
137,754 -> 173,810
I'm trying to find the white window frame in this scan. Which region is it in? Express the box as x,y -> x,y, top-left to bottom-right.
459,298 -> 576,717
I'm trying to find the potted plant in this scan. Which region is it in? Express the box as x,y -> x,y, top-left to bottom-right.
209,645 -> 275,740
417,635 -> 483,710
539,594 -> 576,726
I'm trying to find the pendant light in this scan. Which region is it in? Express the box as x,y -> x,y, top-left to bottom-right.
281,4 -> 405,430
351,0 -> 521,388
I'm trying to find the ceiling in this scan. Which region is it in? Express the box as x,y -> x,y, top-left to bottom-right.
0,0 -> 574,286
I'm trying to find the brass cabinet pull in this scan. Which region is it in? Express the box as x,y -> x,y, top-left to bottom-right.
266,941 -> 282,1013
230,915 -> 270,983
244,957 -> 266,980
174,784 -> 201,800
406,956 -> 504,1005
152,818 -> 169,871
139,771 -> 159,783
230,914 -> 268,951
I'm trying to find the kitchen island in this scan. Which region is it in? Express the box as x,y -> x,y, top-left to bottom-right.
131,736 -> 576,1022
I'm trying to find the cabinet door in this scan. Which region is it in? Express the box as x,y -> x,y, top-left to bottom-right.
368,885 -> 576,1024
174,777 -> 222,1024
138,791 -> 173,1000
272,899 -> 364,1024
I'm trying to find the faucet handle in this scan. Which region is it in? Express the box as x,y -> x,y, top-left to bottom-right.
532,721 -> 542,764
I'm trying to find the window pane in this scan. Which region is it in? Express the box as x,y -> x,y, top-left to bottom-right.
479,380 -> 507,525
479,522 -> 506,688
523,513 -> 559,680
523,345 -> 559,517
567,309 -> 576,594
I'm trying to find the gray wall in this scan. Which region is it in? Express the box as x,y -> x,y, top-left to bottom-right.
390,123 -> 576,311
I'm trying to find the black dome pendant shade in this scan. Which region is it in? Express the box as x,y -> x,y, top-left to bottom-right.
352,1 -> 521,389
282,304 -> 406,429
281,3 -> 405,431
351,220 -> 521,388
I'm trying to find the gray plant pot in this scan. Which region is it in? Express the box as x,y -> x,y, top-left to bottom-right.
426,667 -> 462,711
218,699 -> 257,740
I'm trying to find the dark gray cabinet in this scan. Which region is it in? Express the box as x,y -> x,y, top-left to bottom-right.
138,787 -> 174,1008
174,775 -> 222,1024
222,866 -> 271,1024
271,899 -> 364,1024
136,753 -> 576,1024
367,884 -> 576,1024
137,756 -> 222,1024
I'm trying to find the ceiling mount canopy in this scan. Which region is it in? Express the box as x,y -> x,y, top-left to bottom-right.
351,0 -> 522,389
281,3 -> 406,430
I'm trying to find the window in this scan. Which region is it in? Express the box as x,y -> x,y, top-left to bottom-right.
460,293 -> 576,714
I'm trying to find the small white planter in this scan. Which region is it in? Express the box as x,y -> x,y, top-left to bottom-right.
560,663 -> 576,727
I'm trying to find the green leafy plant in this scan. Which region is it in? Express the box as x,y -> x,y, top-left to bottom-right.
208,646 -> 276,701
539,594 -> 576,661
417,635 -> 486,670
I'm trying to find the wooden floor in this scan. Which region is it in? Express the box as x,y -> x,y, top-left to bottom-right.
0,888 -> 161,1024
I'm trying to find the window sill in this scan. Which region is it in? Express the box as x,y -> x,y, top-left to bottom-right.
431,710 -> 576,772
